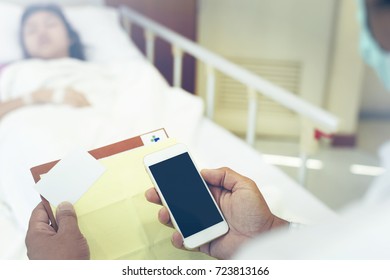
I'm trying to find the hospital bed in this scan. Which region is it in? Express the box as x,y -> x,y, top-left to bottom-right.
0,2 -> 338,260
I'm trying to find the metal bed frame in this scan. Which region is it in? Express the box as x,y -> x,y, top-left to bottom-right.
119,7 -> 339,185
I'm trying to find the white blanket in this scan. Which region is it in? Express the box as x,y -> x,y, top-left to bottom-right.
0,58 -> 204,237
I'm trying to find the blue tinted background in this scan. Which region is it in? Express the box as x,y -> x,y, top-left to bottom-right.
149,153 -> 223,238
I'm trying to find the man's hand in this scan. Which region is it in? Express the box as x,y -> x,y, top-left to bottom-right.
145,167 -> 288,260
26,202 -> 90,260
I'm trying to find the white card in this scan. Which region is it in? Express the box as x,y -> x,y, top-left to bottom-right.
34,149 -> 106,207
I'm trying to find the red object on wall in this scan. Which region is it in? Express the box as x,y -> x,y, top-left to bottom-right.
314,129 -> 333,141
106,0 -> 197,94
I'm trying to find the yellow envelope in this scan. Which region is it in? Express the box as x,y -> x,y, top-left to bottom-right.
56,138 -> 212,260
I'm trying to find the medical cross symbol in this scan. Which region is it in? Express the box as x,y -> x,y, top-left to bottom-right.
150,135 -> 160,143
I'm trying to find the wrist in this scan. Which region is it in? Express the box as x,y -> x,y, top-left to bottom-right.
52,88 -> 66,104
22,94 -> 34,105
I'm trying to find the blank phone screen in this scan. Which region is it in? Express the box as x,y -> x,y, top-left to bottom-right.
149,152 -> 223,238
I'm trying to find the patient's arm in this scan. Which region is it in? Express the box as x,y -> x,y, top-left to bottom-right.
0,87 -> 90,119
0,88 -> 53,119
0,98 -> 26,119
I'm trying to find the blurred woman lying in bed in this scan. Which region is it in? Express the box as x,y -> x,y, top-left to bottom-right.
0,3 -> 199,234
0,4 -> 90,119
0,3 -> 173,232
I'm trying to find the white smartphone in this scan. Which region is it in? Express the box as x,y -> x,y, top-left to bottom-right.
144,143 -> 229,249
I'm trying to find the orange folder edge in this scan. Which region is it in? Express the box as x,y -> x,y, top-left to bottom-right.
30,128 -> 168,231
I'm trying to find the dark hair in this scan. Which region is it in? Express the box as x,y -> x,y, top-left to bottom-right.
19,4 -> 85,60
375,0 -> 390,7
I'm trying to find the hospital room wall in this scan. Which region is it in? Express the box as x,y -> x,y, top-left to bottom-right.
360,67 -> 390,118
106,0 -> 197,94
196,0 -> 364,139
324,0 -> 364,138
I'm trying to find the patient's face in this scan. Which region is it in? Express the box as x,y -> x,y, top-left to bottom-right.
22,11 -> 71,59
366,0 -> 390,51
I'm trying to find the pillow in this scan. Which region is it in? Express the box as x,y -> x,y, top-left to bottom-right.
0,2 -> 144,63
0,2 -> 22,63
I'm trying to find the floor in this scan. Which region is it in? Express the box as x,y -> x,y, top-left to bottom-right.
251,119 -> 390,211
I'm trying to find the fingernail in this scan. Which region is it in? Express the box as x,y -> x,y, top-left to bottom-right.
58,201 -> 73,211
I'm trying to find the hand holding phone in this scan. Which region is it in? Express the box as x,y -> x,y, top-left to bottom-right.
144,143 -> 229,249
146,163 -> 288,259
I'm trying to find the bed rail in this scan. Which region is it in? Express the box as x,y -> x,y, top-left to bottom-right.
119,6 -> 339,185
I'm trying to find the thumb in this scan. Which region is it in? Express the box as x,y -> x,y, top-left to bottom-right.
56,202 -> 81,235
201,167 -> 249,192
